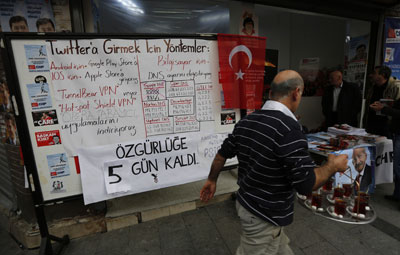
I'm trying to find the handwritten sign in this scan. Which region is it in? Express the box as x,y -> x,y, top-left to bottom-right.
79,133 -> 223,204
46,39 -> 218,156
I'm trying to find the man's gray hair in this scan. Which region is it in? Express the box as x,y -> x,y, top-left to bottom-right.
270,77 -> 304,100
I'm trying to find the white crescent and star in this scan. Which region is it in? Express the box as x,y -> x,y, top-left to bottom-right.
228,45 -> 252,80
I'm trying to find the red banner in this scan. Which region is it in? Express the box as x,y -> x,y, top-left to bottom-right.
218,34 -> 266,109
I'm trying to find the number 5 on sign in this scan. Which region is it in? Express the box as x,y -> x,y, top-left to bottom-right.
103,160 -> 132,194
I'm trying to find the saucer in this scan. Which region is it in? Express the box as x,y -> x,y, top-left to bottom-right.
326,206 -> 345,219
326,194 -> 336,204
349,200 -> 371,211
296,192 -> 308,201
304,199 -> 324,212
346,206 -> 371,220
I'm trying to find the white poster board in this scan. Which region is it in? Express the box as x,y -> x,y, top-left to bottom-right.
9,36 -> 239,203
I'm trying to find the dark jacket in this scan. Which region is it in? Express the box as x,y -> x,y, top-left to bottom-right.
360,165 -> 372,192
322,80 -> 362,127
381,99 -> 400,134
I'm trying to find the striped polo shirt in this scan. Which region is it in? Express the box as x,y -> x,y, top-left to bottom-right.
218,102 -> 316,226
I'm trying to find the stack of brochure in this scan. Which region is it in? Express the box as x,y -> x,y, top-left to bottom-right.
327,125 -> 367,136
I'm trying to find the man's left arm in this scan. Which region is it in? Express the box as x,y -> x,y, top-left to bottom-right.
200,129 -> 238,203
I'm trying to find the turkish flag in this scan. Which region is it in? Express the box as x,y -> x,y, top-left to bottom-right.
218,34 -> 266,109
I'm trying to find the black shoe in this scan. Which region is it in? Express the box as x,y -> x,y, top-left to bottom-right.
384,195 -> 400,202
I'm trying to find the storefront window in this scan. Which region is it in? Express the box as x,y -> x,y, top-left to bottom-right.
96,0 -> 229,34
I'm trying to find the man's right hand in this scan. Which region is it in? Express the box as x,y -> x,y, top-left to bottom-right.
327,154 -> 348,173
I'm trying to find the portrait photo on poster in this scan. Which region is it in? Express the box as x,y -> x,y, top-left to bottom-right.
334,146 -> 375,194
0,78 -> 12,113
35,130 -> 62,147
0,1 -> 56,32
239,10 -> 258,36
3,113 -> 19,145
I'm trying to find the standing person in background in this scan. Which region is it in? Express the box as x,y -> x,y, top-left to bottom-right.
365,65 -> 400,137
321,70 -> 362,128
36,18 -> 55,32
9,16 -> 29,32
370,99 -> 400,204
200,70 -> 348,255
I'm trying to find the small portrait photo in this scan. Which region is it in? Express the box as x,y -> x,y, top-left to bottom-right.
9,15 -> 29,32
351,44 -> 367,62
36,18 -> 55,33
240,11 -> 258,36
4,113 -> 19,146
0,79 -> 12,112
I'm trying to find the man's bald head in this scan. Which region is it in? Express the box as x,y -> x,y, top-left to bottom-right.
269,70 -> 304,100
329,70 -> 343,88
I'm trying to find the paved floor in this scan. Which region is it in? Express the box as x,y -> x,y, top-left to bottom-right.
2,183 -> 400,255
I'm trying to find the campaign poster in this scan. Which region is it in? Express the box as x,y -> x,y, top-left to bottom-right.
35,130 -> 61,147
26,83 -> 52,110
334,145 -> 375,194
344,35 -> 369,92
383,17 -> 400,79
32,109 -> 58,126
239,10 -> 258,36
0,0 -> 55,32
24,45 -> 50,72
47,153 -> 70,178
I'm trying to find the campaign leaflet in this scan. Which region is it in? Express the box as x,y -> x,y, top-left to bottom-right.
47,153 -> 70,178
50,180 -> 66,193
32,109 -> 58,126
35,130 -> 62,147
27,83 -> 52,110
221,111 -> 236,125
24,45 -> 50,72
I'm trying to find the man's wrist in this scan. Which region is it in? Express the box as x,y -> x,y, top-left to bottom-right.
207,176 -> 218,182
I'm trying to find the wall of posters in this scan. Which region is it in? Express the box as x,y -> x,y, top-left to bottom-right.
383,17 -> 400,79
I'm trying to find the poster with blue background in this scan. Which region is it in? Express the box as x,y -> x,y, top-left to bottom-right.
384,17 -> 400,79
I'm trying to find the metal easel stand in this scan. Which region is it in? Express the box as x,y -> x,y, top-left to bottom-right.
36,203 -> 69,255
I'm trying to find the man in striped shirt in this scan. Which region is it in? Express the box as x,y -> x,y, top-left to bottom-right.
200,70 -> 348,255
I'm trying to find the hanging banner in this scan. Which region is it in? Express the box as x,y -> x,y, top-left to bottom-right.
218,34 -> 266,109
383,17 -> 400,79
374,139 -> 393,184
78,132 -> 225,204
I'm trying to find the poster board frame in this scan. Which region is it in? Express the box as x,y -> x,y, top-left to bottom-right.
2,32 -> 239,205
